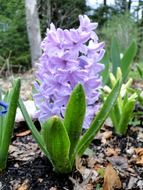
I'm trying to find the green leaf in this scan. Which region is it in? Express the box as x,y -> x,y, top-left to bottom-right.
121,41 -> 137,80
136,64 -> 143,78
111,38 -> 121,75
76,80 -> 122,156
41,116 -> 72,173
18,98 -> 50,159
115,100 -> 135,135
0,78 -> 20,170
101,52 -> 110,85
64,84 -> 86,158
110,103 -> 121,128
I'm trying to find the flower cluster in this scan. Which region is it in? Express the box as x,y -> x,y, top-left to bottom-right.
33,15 -> 105,128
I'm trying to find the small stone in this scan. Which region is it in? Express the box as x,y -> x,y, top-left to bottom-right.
137,180 -> 143,189
0,182 -> 2,189
126,147 -> 134,155
127,177 -> 137,189
14,163 -> 19,168
107,156 -> 128,170
15,100 -> 36,122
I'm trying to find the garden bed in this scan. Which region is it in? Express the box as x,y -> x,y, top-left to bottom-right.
0,118 -> 143,190
0,72 -> 143,189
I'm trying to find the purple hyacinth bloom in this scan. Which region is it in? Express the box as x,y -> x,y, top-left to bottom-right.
0,101 -> 8,116
33,15 -> 105,128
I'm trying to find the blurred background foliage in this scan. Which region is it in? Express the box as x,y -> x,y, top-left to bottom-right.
0,0 -> 142,72
38,0 -> 88,35
0,0 -> 30,70
101,13 -> 138,53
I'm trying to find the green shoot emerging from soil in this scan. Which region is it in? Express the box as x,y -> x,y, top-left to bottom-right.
103,67 -> 137,135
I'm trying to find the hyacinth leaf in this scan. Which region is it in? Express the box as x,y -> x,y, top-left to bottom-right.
111,38 -> 121,75
18,98 -> 50,159
76,80 -> 121,157
64,84 -> 86,158
136,64 -> 143,78
41,116 -> 72,173
0,79 -> 20,170
101,52 -> 110,85
115,100 -> 135,135
110,103 -> 121,129
0,116 -> 2,145
121,40 -> 137,80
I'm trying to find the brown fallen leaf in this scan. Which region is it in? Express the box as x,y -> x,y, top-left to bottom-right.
95,131 -> 113,144
9,142 -> 40,161
76,157 -> 98,182
69,176 -> 94,190
76,156 -> 83,172
87,156 -> 97,168
103,163 -> 122,190
135,148 -> 143,166
17,179 -> 29,190
16,130 -> 31,137
101,131 -> 113,144
135,148 -> 143,156
105,148 -> 120,157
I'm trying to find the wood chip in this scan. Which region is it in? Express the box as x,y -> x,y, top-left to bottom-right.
17,179 -> 29,190
105,148 -> 120,157
101,131 -> 113,144
16,130 -> 31,137
135,148 -> 143,165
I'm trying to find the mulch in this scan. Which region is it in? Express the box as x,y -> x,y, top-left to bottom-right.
0,117 -> 143,190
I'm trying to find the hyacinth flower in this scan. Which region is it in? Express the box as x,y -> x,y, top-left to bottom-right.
33,15 -> 105,128
0,79 -> 21,171
19,15 -> 121,173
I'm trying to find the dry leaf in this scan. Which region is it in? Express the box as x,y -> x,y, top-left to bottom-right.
105,148 -> 120,157
103,163 -> 122,190
95,131 -> 112,144
87,156 -> 97,168
76,156 -> 98,182
70,176 -> 94,190
76,156 -> 83,171
135,148 -> 143,155
135,148 -> 143,165
9,145 -> 17,154
17,179 -> 29,190
101,131 -> 113,144
16,130 -> 31,137
9,142 -> 40,161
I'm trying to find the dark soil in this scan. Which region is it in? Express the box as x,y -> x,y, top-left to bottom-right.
0,117 -> 143,190
0,156 -> 73,190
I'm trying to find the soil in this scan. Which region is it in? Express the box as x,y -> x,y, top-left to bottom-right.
0,122 -> 74,190
0,118 -> 143,190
